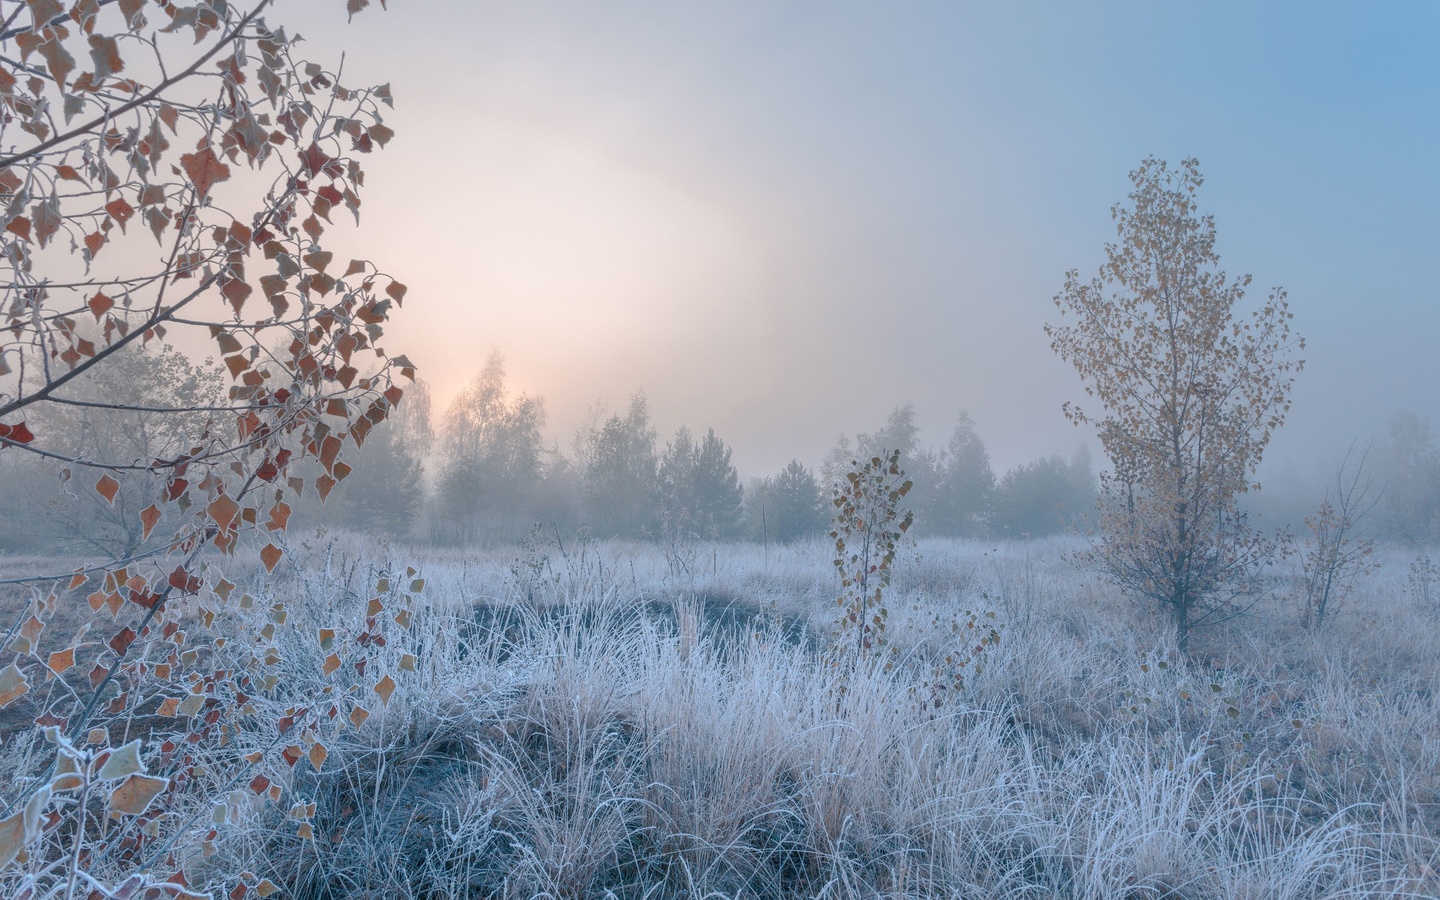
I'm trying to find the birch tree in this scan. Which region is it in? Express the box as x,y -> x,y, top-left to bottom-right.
1046,157 -> 1304,651
0,2 -> 411,894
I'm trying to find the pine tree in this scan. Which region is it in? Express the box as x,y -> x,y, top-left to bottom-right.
756,460 -> 827,543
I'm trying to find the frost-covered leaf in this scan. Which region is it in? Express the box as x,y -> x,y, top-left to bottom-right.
109,773 -> 167,816
0,785 -> 49,868
374,674 -> 396,706
208,494 -> 239,531
88,291 -> 114,319
0,663 -> 28,708
180,147 -> 230,197
98,738 -> 144,780
31,195 -> 60,246
140,504 -> 162,540
87,34 -> 125,80
47,647 -> 75,675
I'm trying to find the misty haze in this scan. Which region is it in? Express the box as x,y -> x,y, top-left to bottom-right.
2,3 -> 1438,899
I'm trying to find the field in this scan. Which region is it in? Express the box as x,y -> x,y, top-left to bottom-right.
4,533 -> 1439,899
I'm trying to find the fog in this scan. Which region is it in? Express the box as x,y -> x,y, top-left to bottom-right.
278,2 -> 1438,484
7,9 -> 1440,893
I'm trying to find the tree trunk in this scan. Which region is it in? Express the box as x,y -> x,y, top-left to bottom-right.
1175,590 -> 1190,653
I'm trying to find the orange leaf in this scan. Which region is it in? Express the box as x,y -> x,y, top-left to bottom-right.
299,143 -> 330,175
221,277 -> 252,312
319,434 -> 342,472
96,474 -> 120,504
0,663 -> 28,708
109,626 -> 137,656
109,773 -> 167,817
139,504 -> 161,540
180,147 -> 230,197
87,291 -> 113,320
260,543 -> 283,573
20,614 -> 42,647
104,197 -> 134,232
303,250 -> 332,272
208,494 -> 239,531
373,674 -> 396,706
47,648 -> 75,675
86,34 -> 125,80
308,742 -> 327,772
348,705 -> 369,727
266,501 -> 291,531
321,653 -> 341,676
0,804 -> 35,870
168,567 -> 200,593
0,421 -> 34,444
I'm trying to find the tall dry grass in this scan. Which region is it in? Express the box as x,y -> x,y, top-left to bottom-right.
5,533 -> 1437,897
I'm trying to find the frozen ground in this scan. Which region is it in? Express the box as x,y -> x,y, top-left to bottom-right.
4,533 -> 1439,898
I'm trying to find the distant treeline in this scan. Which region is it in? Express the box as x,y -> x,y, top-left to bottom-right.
3,348 -> 1438,554
321,352 -> 1100,545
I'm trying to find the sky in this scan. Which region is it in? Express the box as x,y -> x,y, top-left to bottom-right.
283,1 -> 1440,482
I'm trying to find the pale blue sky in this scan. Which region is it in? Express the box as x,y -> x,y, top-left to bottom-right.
294,1 -> 1440,479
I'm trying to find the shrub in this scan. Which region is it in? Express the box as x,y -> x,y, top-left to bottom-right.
829,450 -> 913,675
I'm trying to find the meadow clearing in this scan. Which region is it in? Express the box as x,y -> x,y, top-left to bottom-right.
5,531 -> 1431,898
